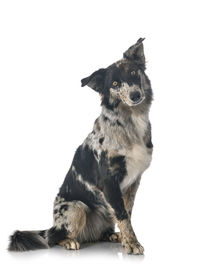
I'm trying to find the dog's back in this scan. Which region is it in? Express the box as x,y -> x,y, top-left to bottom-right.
9,38 -> 153,255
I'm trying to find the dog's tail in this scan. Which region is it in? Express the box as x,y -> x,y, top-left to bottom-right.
8,226 -> 67,252
8,229 -> 49,251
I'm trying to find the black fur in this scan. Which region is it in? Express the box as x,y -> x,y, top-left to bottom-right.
8,38 -> 153,253
58,145 -> 128,221
8,230 -> 48,251
146,140 -> 153,149
72,145 -> 100,186
100,227 -> 115,241
103,177 -> 128,221
81,59 -> 150,111
99,137 -> 104,144
116,120 -> 123,127
59,165 -> 101,209
81,68 -> 106,92
47,226 -> 67,247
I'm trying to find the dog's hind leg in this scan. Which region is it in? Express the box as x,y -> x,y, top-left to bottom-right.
50,196 -> 87,250
101,228 -> 121,243
59,238 -> 80,250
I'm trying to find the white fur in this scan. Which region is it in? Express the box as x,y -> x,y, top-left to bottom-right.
120,113 -> 152,191
120,142 -> 152,191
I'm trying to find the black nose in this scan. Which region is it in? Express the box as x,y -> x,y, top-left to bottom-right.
130,91 -> 141,102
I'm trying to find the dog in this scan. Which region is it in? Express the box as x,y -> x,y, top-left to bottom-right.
8,38 -> 153,255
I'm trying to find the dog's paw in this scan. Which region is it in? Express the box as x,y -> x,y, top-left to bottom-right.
122,236 -> 144,255
59,238 -> 80,250
109,232 -> 121,243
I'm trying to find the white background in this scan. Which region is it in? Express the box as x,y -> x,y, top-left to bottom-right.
0,0 -> 200,271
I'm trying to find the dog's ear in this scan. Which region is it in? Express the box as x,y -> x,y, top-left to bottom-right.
81,69 -> 106,93
123,38 -> 146,69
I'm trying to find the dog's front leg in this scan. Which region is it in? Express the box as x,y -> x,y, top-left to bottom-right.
117,218 -> 144,255
103,177 -> 144,255
123,176 -> 141,217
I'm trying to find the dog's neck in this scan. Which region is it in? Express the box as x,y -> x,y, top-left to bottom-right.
100,102 -> 150,144
96,104 -> 150,150
101,102 -> 150,124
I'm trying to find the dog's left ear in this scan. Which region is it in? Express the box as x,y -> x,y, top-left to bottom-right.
123,38 -> 146,69
81,68 -> 106,93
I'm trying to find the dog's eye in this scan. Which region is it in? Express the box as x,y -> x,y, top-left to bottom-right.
112,81 -> 118,87
131,71 -> 136,76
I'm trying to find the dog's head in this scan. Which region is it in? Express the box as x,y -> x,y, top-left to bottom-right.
81,38 -> 152,110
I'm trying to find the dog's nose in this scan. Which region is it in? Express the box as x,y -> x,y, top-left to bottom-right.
130,91 -> 141,102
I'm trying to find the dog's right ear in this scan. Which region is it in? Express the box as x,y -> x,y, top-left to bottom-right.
81,68 -> 106,93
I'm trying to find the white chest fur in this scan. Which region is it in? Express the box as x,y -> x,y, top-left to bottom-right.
120,143 -> 152,191
120,112 -> 152,191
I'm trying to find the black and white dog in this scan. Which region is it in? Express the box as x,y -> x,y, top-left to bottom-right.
9,38 -> 153,255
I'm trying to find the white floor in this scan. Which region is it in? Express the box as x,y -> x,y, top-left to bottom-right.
1,1 -> 200,272
3,238 -> 199,272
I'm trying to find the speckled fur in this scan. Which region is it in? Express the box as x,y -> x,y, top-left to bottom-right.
8,38 -> 153,255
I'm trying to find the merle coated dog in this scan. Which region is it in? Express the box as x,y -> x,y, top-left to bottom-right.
9,38 -> 153,255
